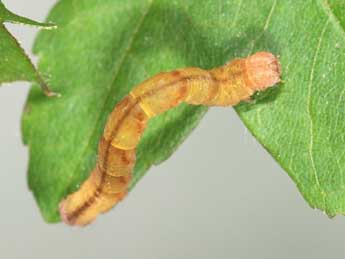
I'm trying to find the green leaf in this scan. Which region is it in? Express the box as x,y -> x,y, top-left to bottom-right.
0,1 -> 56,95
22,0 -> 345,222
235,0 -> 345,217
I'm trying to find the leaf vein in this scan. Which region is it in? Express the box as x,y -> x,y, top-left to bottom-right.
320,0 -> 345,38
231,0 -> 243,28
247,0 -> 277,54
307,19 -> 329,210
263,0 -> 277,31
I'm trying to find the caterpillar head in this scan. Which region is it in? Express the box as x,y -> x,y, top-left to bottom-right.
245,51 -> 281,91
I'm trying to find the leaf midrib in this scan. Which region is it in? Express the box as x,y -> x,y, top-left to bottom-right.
320,0 -> 345,37
303,0 -> 345,212
306,19 -> 329,210
65,0 -> 154,194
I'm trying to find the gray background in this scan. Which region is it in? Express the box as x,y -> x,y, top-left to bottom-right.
1,1 -> 345,258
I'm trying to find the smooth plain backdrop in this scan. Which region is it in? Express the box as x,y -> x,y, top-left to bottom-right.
1,1 -> 345,259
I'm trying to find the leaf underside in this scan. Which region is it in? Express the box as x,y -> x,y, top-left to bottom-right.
0,1 -> 54,89
22,0 -> 345,222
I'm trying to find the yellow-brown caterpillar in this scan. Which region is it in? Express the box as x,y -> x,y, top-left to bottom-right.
59,52 -> 281,226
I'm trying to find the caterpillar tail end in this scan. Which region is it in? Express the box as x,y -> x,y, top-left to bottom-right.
59,194 -> 121,227
245,52 -> 281,91
59,200 -> 74,226
58,169 -> 128,226
59,193 -> 97,227
59,194 -> 126,227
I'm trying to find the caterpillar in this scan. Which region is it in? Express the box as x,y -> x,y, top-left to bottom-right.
59,51 -> 281,226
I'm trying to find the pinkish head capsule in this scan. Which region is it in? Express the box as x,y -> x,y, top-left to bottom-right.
245,51 -> 281,91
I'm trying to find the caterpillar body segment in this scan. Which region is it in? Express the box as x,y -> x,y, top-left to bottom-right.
59,51 -> 281,226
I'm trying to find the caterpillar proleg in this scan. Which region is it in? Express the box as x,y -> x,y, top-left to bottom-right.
59,51 -> 281,226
